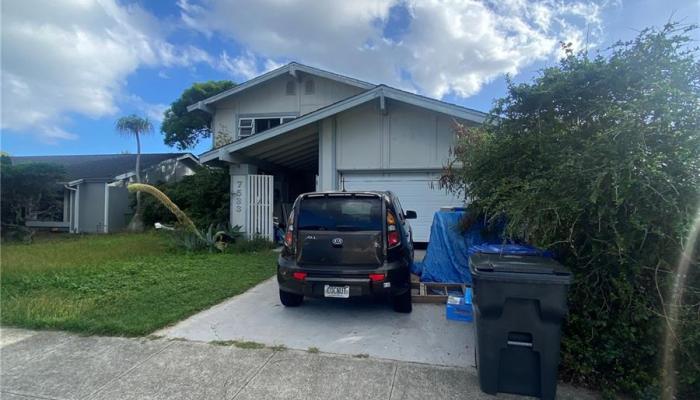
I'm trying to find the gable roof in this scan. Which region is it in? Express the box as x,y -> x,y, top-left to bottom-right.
188,62 -> 376,113
10,153 -> 198,181
200,85 -> 487,163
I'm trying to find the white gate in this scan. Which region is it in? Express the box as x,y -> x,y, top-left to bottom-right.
245,174 -> 274,241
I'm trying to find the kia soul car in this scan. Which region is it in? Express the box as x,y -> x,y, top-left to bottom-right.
277,191 -> 417,313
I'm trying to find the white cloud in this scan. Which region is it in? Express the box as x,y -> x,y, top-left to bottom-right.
124,94 -> 169,125
1,0 -> 611,144
217,50 -> 259,80
1,0 -> 211,143
179,0 -> 608,99
216,50 -> 283,80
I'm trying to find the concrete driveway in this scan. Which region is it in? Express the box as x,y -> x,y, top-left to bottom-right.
159,277 -> 474,367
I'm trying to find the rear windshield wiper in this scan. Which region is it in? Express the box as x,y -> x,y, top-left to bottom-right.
334,225 -> 374,231
298,225 -> 328,231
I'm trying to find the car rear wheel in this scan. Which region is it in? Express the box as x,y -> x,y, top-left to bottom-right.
392,289 -> 412,313
279,290 -> 303,307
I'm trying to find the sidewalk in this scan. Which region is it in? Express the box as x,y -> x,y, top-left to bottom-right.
0,328 -> 597,400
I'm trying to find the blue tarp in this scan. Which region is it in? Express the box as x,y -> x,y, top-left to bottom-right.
412,210 -> 550,284
412,210 -> 498,283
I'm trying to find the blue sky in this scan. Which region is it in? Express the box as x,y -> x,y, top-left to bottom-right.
1,0 -> 698,157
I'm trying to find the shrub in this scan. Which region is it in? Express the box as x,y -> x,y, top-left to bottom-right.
130,183 -> 242,254
141,166 -> 229,228
227,236 -> 276,253
168,230 -> 273,254
441,24 -> 700,398
1,156 -> 65,228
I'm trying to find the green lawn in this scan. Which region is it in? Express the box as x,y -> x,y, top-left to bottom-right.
0,232 -> 277,336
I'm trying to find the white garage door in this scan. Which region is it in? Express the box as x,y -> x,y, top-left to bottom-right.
341,172 -> 464,242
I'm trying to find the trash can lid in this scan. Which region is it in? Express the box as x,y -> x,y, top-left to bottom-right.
468,243 -> 549,257
469,253 -> 572,284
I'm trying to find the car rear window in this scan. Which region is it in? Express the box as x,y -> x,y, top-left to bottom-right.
298,197 -> 383,231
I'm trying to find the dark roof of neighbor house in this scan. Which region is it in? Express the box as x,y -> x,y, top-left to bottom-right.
9,153 -> 197,181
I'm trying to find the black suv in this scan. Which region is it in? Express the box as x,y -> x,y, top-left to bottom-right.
277,191 -> 416,313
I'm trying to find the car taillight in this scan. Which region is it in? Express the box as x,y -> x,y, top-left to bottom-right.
369,273 -> 385,282
292,271 -> 307,281
284,215 -> 294,248
284,229 -> 293,247
387,231 -> 400,248
387,211 -> 400,249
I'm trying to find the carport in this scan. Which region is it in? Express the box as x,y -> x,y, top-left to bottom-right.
203,122 -> 321,239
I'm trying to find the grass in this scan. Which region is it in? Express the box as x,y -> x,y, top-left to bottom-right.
0,232 -> 277,336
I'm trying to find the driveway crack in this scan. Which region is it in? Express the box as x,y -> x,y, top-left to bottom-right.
1,389 -> 65,400
228,351 -> 277,400
387,363 -> 399,400
81,340 -> 174,400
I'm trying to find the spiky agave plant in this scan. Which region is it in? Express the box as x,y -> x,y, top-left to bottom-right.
127,183 -> 204,241
127,183 -> 235,252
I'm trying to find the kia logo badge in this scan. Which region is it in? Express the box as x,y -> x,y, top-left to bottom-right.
332,238 -> 344,246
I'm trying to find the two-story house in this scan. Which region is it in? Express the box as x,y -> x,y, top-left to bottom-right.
192,62 -> 486,242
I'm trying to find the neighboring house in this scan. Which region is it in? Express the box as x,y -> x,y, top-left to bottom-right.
192,62 -> 486,242
10,153 -> 199,233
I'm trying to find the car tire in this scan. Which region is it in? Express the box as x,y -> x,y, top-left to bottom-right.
392,289 -> 412,313
279,289 -> 303,307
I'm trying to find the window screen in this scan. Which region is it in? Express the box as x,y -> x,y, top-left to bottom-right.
238,118 -> 253,137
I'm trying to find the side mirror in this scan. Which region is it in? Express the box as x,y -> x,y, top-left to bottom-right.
404,210 -> 417,219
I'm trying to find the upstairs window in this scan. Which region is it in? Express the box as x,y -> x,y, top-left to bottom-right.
238,116 -> 296,139
238,118 -> 254,137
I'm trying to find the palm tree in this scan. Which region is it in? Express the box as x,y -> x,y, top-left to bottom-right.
115,114 -> 153,232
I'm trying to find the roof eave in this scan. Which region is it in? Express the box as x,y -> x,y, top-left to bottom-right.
67,177 -> 114,186
186,101 -> 214,114
382,86 -> 488,124
198,87 -> 382,163
176,153 -> 201,165
199,86 -> 487,164
187,62 -> 376,112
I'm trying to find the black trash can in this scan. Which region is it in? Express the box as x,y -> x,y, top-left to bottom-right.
469,251 -> 572,400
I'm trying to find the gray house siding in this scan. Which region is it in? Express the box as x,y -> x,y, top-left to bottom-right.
107,185 -> 130,232
212,74 -> 365,147
335,99 -> 470,172
77,182 -> 107,233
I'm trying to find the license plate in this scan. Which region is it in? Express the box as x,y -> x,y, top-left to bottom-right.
324,285 -> 350,298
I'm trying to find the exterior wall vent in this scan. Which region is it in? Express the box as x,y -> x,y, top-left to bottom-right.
286,80 -> 296,95
305,79 -> 315,95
